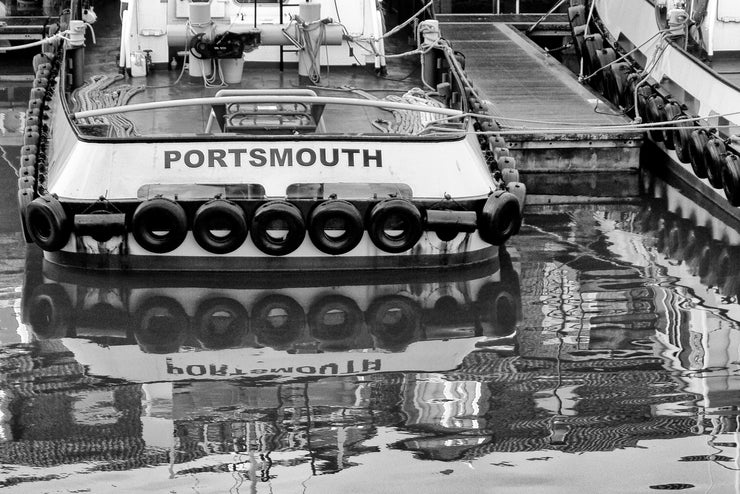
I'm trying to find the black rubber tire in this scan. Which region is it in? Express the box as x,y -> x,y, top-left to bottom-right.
308,200 -> 364,255
596,48 -> 617,101
252,294 -> 306,349
367,199 -> 423,254
610,62 -> 632,108
250,201 -> 306,256
308,295 -> 363,343
722,153 -> 740,206
28,283 -> 72,340
662,101 -> 682,149
704,136 -> 726,189
478,190 -> 522,245
672,115 -> 693,164
476,281 -> 520,337
26,194 -> 71,251
194,297 -> 249,349
132,198 -> 189,254
646,95 -> 666,142
366,296 -> 421,351
688,128 -> 709,178
192,199 -> 248,254
134,296 -> 189,354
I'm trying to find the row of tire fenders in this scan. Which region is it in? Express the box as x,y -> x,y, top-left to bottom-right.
571,23 -> 740,206
18,52 -> 525,256
29,286 -> 517,351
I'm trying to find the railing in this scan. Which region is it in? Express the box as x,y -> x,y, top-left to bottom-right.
71,95 -> 464,120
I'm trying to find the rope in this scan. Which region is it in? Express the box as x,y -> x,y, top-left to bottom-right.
382,88 -> 445,134
301,22 -> 327,84
72,75 -> 144,137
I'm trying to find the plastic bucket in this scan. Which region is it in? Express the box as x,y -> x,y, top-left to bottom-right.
220,58 -> 244,84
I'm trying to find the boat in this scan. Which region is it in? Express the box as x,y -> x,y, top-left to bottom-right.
11,0 -> 526,272
569,0 -> 740,208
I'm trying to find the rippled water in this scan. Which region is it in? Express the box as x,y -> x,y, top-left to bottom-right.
1,118 -> 740,492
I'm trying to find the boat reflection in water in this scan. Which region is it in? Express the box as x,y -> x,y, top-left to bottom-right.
4,189 -> 740,490
9,246 -> 521,477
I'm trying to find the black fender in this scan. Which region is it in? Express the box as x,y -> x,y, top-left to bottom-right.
308,200 -> 364,255
192,199 -> 248,254
478,190 -> 522,245
250,201 -> 306,256
367,199 -> 423,253
132,197 -> 189,253
25,194 -> 71,251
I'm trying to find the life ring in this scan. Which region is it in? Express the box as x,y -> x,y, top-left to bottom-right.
478,190 -> 522,245
192,199 -> 248,254
672,115 -> 693,164
367,199 -> 423,253
28,283 -> 72,340
250,201 -> 305,256
194,297 -> 248,350
132,197 -> 189,253
307,200 -> 364,255
646,95 -> 666,142
688,128 -> 709,178
662,101 -> 682,149
308,295 -> 364,347
134,296 -> 189,354
722,153 -> 740,206
703,136 -> 726,189
251,294 -> 306,349
25,194 -> 71,251
366,296 -> 421,351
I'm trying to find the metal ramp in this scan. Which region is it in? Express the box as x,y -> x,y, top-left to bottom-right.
438,18 -> 643,199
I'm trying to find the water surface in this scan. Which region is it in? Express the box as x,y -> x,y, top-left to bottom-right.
0,139 -> 738,492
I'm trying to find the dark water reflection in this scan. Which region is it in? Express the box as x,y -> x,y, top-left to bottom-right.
0,150 -> 739,491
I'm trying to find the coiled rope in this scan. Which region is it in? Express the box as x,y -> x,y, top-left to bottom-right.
380,88 -> 445,134
71,74 -> 144,137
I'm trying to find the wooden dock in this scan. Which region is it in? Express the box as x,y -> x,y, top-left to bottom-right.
438,16 -> 643,199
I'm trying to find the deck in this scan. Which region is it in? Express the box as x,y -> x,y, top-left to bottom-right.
438,16 -> 643,199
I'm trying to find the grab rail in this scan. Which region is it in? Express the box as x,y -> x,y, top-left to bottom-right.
71,95 -> 464,120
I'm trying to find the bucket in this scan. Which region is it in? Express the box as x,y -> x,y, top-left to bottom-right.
220,58 -> 244,84
130,51 -> 147,77
188,56 -> 213,78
